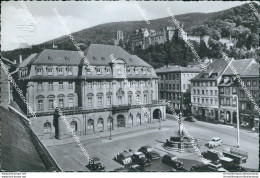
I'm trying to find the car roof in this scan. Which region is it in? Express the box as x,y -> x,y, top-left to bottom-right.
212,137 -> 220,140
141,146 -> 152,149
120,152 -> 131,157
134,152 -> 144,155
165,153 -> 176,157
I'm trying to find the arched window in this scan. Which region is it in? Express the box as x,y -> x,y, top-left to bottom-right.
98,118 -> 104,128
43,122 -> 52,134
87,119 -> 94,129
70,121 -> 77,132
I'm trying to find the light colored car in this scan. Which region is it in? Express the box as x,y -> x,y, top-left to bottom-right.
208,137 -> 223,148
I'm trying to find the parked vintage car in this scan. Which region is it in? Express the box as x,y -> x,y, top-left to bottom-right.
86,157 -> 105,172
184,116 -> 197,122
207,161 -> 228,172
221,159 -> 246,172
128,164 -> 145,172
114,151 -> 132,165
131,152 -> 151,167
138,146 -> 160,160
190,164 -> 208,172
162,154 -> 184,170
202,149 -> 233,163
223,148 -> 248,164
208,137 -> 223,148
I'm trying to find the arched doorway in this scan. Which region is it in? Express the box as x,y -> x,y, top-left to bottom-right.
70,121 -> 77,132
136,113 -> 141,125
117,115 -> 125,128
107,117 -> 113,129
153,109 -> 161,119
128,114 -> 133,126
97,118 -> 104,131
87,119 -> 94,132
44,122 -> 52,134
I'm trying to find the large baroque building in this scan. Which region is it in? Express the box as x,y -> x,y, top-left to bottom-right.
156,65 -> 202,114
14,44 -> 166,139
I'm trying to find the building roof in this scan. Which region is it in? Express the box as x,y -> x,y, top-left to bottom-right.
155,66 -> 202,73
83,44 -> 151,67
19,53 -> 38,68
32,49 -> 82,66
241,62 -> 259,77
223,58 -> 255,76
1,57 -> 15,65
190,59 -> 229,81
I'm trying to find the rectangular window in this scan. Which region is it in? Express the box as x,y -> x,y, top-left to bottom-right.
220,87 -> 224,94
206,90 -> 208,95
128,94 -> 132,104
183,84 -> 185,90
221,98 -> 224,105
97,97 -> 102,107
176,84 -> 179,90
69,98 -> 74,107
240,91 -> 245,98
215,90 -> 217,96
232,88 -> 236,94
198,98 -> 200,104
37,82 -> 43,91
210,90 -> 213,95
88,97 -> 93,107
59,82 -> 63,90
59,99 -> 64,108
193,89 -> 196,95
206,99 -> 208,104
197,90 -> 200,95
48,99 -> 54,109
252,81 -> 257,87
144,94 -> 148,103
97,82 -> 102,89
48,82 -> 53,91
68,82 -> 73,89
87,82 -> 92,89
202,90 -> 204,95
210,99 -> 213,105
127,68 -> 131,75
241,103 -> 246,110
107,96 -> 111,106
38,100 -> 43,111
246,81 -> 251,87
118,95 -> 122,104
202,99 -> 204,104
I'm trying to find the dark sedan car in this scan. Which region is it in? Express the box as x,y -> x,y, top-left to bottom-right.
138,146 -> 160,160
86,157 -> 105,172
128,164 -> 145,172
131,152 -> 151,167
184,116 -> 197,122
162,154 -> 184,169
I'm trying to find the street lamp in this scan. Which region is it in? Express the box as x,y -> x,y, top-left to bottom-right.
233,95 -> 239,148
179,93 -> 183,136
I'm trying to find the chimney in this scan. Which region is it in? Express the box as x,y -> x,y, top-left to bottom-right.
19,55 -> 22,63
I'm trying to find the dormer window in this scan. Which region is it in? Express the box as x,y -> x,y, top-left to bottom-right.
57,67 -> 63,75
106,68 -> 111,75
135,68 -> 139,75
48,56 -> 53,61
86,67 -> 92,75
127,68 -> 131,75
47,67 -> 53,76
65,57 -> 70,61
96,67 -> 101,75
67,67 -> 72,75
142,68 -> 146,74
36,67 -> 43,76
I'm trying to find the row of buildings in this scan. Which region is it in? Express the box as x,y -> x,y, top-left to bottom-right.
1,44 -> 259,140
156,58 -> 259,129
9,44 -> 166,140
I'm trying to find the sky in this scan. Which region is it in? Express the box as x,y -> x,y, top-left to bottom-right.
1,1 -> 250,51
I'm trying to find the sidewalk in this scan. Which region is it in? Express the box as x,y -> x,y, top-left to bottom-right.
42,119 -> 176,147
